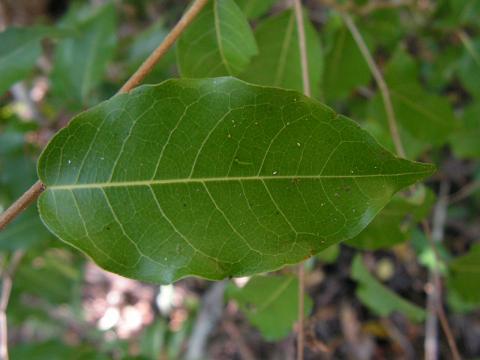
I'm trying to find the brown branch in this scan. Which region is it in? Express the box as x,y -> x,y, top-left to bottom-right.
0,181 -> 45,231
293,0 -> 311,359
0,0 -> 209,232
119,0 -> 209,93
341,13 -> 407,159
0,251 -> 25,360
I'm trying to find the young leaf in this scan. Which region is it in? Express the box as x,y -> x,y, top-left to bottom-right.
240,9 -> 322,97
38,77 -> 434,284
448,244 -> 480,303
176,0 -> 257,77
351,255 -> 426,322
227,275 -> 312,340
51,3 -> 117,108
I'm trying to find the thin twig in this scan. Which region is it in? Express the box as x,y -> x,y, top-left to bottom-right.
341,13 -> 406,158
0,251 -> 25,360
449,180 -> 480,204
0,181 -> 45,231
119,0 -> 209,93
293,0 -> 311,358
422,184 -> 462,360
293,0 -> 311,98
0,0 -> 209,232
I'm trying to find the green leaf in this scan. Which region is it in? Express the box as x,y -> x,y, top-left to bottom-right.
351,255 -> 426,322
323,24 -> 371,101
51,3 -> 117,108
346,186 -> 435,250
0,26 -> 66,95
450,103 -> 480,158
38,77 -> 434,284
369,48 -> 455,153
11,340 -> 107,360
240,9 -> 323,97
235,0 -> 278,19
448,244 -> 480,303
227,275 -> 312,340
176,0 -> 257,77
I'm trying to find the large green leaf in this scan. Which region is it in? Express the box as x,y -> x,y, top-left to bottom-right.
448,244 -> 480,303
38,77 -> 434,284
227,275 -> 312,340
51,3 -> 117,108
176,0 -> 257,77
240,9 -> 322,97
351,255 -> 426,322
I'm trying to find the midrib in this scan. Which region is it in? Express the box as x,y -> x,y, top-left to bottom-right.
48,170 -> 431,190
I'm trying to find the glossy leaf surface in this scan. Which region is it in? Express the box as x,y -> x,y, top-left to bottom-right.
177,0 -> 257,77
38,77 -> 434,284
227,275 -> 312,340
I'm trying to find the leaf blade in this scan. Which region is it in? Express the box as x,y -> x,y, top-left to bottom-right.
38,77 -> 434,284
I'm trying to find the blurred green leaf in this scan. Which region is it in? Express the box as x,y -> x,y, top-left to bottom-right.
11,340 -> 107,360
458,36 -> 480,99
227,275 -> 312,340
449,244 -> 480,303
177,0 -> 257,77
125,21 -> 175,83
368,47 -> 455,154
323,24 -> 370,101
51,3 -> 117,108
351,255 -> 426,322
316,243 -> 340,264
0,26 -> 68,96
450,103 -> 480,158
0,130 -> 52,250
240,9 -> 323,97
235,0 -> 278,19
